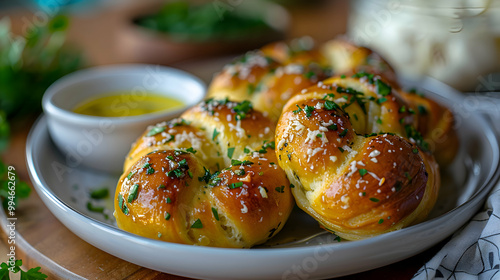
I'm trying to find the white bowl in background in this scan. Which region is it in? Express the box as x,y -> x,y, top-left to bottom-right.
42,64 -> 206,174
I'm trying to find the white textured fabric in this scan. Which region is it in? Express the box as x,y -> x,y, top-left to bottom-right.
413,183 -> 500,280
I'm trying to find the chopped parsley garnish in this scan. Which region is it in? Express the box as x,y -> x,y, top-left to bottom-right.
304,70 -> 315,79
412,148 -> 419,154
86,202 -> 105,214
231,159 -> 254,166
369,197 -> 380,202
158,184 -> 166,189
209,172 -> 222,186
167,168 -> 185,178
377,97 -> 387,104
378,219 -> 384,224
165,212 -> 171,220
376,118 -> 383,125
233,100 -> 252,120
404,172 -> 412,183
338,147 -> 345,153
191,219 -> 203,228
290,183 -> 295,188
90,188 -> 109,199
404,124 -> 429,151
118,193 -> 124,209
293,104 -> 302,114
359,169 -> 367,177
126,171 -> 136,180
178,159 -> 188,168
399,106 -> 407,113
408,88 -> 425,97
229,182 -> 243,189
353,114 -> 358,121
328,123 -> 338,131
198,167 -> 212,183
234,169 -> 245,176
375,79 -> 391,96
166,197 -> 171,203
336,86 -> 368,114
316,134 -> 322,138
118,193 -> 129,215
247,83 -> 255,95
324,100 -> 339,110
340,74 -> 346,79
146,166 -> 155,175
128,184 -> 139,203
352,72 -> 375,83
174,147 -> 196,156
171,118 -> 191,127
275,186 -> 285,193
304,105 -> 315,117
188,170 -> 193,178
227,147 -> 235,158
395,181 -> 403,192
243,147 -> 250,153
212,207 -> 219,221
418,105 -> 427,115
339,129 -> 348,137
258,141 -> 275,153
212,128 -> 220,140
146,126 -> 165,137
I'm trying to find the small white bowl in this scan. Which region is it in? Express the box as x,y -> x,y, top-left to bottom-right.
42,64 -> 206,174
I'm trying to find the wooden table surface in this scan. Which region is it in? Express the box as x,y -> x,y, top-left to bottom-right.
0,1 -> 448,279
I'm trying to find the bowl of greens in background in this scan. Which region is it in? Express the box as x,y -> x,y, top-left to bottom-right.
117,0 -> 290,64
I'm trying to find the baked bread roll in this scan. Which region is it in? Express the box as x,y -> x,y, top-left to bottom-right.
115,99 -> 294,248
321,38 -> 458,165
275,74 -> 440,240
208,41 -> 330,122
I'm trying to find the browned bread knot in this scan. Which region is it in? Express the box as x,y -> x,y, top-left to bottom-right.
275,75 -> 440,240
208,38 -> 331,122
115,99 -> 294,248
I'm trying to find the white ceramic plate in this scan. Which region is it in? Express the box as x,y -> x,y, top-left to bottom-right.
27,78 -> 500,280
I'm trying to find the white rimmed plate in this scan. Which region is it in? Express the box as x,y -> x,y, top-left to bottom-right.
26,78 -> 500,279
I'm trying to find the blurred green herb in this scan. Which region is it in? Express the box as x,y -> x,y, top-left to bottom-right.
0,161 -> 31,210
0,259 -> 47,280
134,1 -> 273,42
0,14 -> 82,209
0,15 -> 82,120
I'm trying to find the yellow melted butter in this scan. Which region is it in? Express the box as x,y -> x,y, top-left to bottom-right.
73,91 -> 185,117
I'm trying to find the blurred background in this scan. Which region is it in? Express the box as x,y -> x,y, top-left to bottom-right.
1,0 -> 499,159
1,0 -> 499,90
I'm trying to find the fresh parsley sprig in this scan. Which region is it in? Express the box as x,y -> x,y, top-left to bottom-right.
0,260 -> 47,280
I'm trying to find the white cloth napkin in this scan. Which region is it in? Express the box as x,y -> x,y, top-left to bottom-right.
412,182 -> 500,279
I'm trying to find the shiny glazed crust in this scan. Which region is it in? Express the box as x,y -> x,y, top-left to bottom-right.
115,99 -> 294,248
321,37 -> 458,165
208,41 -> 330,122
275,76 -> 440,240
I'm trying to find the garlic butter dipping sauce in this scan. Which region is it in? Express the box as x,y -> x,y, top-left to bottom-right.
73,91 -> 185,117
